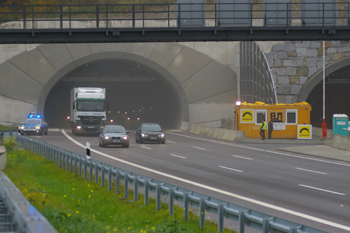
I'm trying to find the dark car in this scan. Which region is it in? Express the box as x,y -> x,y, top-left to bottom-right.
19,116 -> 48,135
99,125 -> 129,148
135,123 -> 165,144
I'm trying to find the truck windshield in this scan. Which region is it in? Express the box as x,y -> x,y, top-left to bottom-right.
77,99 -> 105,111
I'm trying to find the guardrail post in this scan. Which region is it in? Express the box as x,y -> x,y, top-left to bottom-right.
169,188 -> 174,215
108,168 -> 112,191
116,172 -> 120,193
123,174 -> 128,199
199,198 -> 205,229
218,204 -> 224,232
156,183 -> 161,211
238,211 -> 245,233
101,166 -> 105,187
65,152 -> 69,170
263,218 -> 270,233
74,155 -> 77,174
70,154 -> 73,173
95,163 -> 99,183
89,161 -> 93,181
79,157 -> 82,177
183,192 -> 189,220
134,177 -> 138,201
84,159 -> 87,179
144,181 -> 149,205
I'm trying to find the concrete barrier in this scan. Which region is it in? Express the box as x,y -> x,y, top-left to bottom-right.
180,122 -> 189,131
0,146 -> 6,171
338,136 -> 349,150
179,122 -> 246,142
332,134 -> 342,148
312,127 -> 332,138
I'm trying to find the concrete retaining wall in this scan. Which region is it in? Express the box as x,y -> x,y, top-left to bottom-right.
312,127 -> 332,138
180,121 -> 245,142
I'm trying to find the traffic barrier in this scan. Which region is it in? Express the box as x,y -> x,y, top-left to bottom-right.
332,134 -> 342,148
180,122 -> 189,131
339,136 -> 350,150
0,146 -> 6,171
222,129 -> 230,140
179,122 -> 246,142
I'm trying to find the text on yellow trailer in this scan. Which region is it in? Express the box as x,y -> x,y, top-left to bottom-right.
235,101 -> 312,139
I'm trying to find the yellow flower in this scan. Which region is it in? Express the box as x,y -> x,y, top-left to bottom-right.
151,227 -> 155,231
71,198 -> 74,201
113,228 -> 118,232
42,194 -> 46,197
128,227 -> 131,230
92,215 -> 95,218
88,184 -> 90,187
130,222 -> 132,224
67,214 -> 71,217
88,195 -> 91,199
62,218 -> 65,221
63,195 -> 67,198
140,230 -> 143,233
110,216 -> 112,218
91,190 -> 94,193
75,210 -> 79,214
72,188 -> 75,191
106,226 -> 110,229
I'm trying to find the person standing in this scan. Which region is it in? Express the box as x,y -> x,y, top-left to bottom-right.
260,120 -> 266,140
268,120 -> 273,139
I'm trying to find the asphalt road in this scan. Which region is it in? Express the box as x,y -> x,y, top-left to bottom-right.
30,129 -> 350,233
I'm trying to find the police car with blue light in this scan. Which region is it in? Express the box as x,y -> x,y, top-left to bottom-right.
19,113 -> 49,135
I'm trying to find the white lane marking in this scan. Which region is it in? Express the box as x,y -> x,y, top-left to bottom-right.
295,167 -> 327,175
219,166 -> 244,173
61,129 -> 350,232
141,146 -> 152,150
168,132 -> 350,167
49,128 -> 61,132
298,184 -> 346,196
167,140 -> 176,143
193,146 -> 207,151
233,155 -> 253,160
170,154 -> 187,159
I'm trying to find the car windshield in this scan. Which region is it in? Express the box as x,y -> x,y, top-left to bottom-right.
104,126 -> 126,133
142,124 -> 162,131
77,99 -> 105,111
24,119 -> 41,124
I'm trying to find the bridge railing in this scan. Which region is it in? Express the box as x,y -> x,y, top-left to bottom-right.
0,131 -> 329,233
0,2 -> 348,30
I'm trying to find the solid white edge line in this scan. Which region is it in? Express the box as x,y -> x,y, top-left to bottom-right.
167,140 -> 176,143
193,146 -> 207,151
232,155 -> 253,160
168,132 -> 350,167
141,146 -> 152,150
61,129 -> 350,231
298,184 -> 346,196
219,166 -> 244,173
295,167 -> 328,175
170,154 -> 186,159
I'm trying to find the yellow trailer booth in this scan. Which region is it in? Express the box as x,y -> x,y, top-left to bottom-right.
235,102 -> 312,139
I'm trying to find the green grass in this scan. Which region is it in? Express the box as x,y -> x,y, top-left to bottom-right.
3,143 -> 236,233
0,125 -> 17,130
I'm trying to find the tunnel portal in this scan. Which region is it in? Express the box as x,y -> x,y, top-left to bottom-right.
44,59 -> 183,130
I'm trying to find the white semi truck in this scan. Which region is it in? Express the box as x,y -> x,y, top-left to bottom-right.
70,87 -> 108,135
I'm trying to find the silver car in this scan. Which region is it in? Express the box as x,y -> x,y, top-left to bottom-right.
99,125 -> 129,148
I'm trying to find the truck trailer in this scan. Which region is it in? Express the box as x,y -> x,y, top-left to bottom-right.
70,87 -> 108,135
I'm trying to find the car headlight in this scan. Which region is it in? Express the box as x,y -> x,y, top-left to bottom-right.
123,136 -> 128,140
35,125 -> 41,129
20,126 -> 25,129
159,134 -> 165,138
104,136 -> 109,140
141,133 -> 147,137
77,126 -> 82,129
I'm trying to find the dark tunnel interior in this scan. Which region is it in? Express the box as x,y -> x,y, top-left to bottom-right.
307,65 -> 350,128
44,59 -> 183,131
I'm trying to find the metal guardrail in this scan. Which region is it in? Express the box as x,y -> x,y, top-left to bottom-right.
0,130 -> 57,233
0,2 -> 349,42
0,130 -> 329,233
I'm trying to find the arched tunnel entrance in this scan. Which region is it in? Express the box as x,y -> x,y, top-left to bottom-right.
306,64 -> 350,128
44,59 -> 183,130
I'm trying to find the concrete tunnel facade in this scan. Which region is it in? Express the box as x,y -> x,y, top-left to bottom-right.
0,42 -> 237,129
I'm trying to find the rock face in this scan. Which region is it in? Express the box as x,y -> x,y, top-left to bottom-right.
267,41 -> 350,103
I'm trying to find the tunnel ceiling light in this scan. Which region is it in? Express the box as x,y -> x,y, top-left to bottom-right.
127,118 -> 130,120
125,112 -> 127,114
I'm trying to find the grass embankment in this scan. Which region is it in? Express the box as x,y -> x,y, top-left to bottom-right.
1,136 -> 236,233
